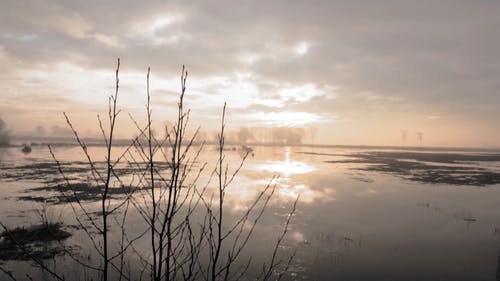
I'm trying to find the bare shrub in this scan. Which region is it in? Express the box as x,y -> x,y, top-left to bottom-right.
0,59 -> 297,281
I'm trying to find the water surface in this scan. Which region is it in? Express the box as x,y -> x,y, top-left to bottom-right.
1,145 -> 500,280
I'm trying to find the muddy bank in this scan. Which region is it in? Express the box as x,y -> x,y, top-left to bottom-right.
17,182 -> 145,204
0,161 -> 175,183
0,223 -> 71,260
300,151 -> 500,186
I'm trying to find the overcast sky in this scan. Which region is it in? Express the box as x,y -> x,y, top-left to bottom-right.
1,0 -> 499,147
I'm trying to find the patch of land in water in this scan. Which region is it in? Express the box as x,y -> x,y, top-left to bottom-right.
298,151 -> 500,186
0,160 -> 178,204
17,182 -> 143,204
0,161 -> 175,184
0,223 -> 71,260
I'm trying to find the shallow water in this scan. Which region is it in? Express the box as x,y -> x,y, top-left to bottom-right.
1,145 -> 500,280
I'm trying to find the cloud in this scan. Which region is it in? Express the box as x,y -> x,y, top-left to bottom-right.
0,0 -> 499,146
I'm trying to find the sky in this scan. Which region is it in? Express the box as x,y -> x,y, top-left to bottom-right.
0,0 -> 499,147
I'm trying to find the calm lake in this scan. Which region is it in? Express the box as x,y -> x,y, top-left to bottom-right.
1,144 -> 500,280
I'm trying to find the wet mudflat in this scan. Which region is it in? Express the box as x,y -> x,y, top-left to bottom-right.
299,150 -> 500,186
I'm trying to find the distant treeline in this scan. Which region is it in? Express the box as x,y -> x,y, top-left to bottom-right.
0,116 -> 10,146
195,126 -> 316,145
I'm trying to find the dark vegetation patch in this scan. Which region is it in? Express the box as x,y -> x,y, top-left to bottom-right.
0,223 -> 71,260
0,162 -> 79,182
317,151 -> 500,186
18,183 -> 143,204
357,151 -> 500,164
1,160 -> 178,204
0,161 -> 175,183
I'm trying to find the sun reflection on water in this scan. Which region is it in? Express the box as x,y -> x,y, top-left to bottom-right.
249,147 -> 316,177
257,160 -> 316,176
239,147 -> 334,204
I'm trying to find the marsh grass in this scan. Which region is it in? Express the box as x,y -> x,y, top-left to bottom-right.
0,222 -> 71,261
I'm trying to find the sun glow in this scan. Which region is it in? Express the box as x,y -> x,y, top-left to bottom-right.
279,83 -> 324,102
294,41 -> 310,56
249,111 -> 323,126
